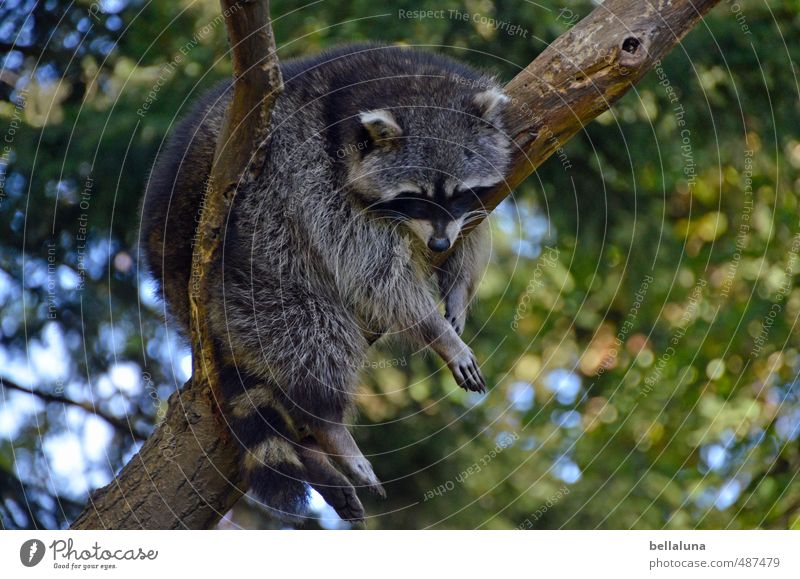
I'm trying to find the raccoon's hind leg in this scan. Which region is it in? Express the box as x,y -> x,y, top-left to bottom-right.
309,424 -> 386,498
216,284 -> 385,519
220,368 -> 368,523
296,439 -> 365,524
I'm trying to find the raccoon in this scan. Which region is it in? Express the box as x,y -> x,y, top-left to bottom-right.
140,43 -> 511,524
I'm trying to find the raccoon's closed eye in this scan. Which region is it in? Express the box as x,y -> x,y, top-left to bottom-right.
395,190 -> 426,200
472,186 -> 495,196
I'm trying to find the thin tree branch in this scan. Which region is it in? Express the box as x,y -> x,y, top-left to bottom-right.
0,42 -> 43,57
0,376 -> 148,441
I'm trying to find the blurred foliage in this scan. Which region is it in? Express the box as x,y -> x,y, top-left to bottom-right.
1,0 -> 799,530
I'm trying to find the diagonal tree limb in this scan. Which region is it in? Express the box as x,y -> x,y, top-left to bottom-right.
437,0 -> 722,265
71,0 -> 720,529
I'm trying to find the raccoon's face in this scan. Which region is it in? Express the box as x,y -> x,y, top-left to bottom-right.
364,180 -> 496,252
345,86 -> 511,252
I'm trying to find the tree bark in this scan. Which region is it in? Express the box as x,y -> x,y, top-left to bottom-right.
70,380 -> 242,529
72,0 -> 283,529
189,0 -> 283,416
71,0 -> 721,529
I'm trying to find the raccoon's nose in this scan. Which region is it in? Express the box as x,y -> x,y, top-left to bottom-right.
427,237 -> 451,252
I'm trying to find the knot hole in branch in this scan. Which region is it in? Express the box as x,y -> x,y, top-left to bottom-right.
622,36 -> 641,54
618,35 -> 647,69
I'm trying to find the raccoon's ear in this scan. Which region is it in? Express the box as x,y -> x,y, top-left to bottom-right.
472,87 -> 509,125
359,110 -> 403,147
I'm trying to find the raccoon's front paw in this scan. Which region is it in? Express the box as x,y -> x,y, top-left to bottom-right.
447,348 -> 486,394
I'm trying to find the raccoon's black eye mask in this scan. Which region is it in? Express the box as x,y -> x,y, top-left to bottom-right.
369,186 -> 493,220
451,186 -> 494,209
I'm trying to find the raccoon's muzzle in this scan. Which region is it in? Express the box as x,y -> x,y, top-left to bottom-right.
427,237 -> 451,252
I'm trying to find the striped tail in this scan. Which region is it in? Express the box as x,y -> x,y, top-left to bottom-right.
218,368 -> 310,521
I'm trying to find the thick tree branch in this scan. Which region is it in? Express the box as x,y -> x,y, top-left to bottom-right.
69,379 -> 243,529
189,0 -> 283,415
72,0 -> 719,529
503,0 -> 719,196
72,0 -> 283,529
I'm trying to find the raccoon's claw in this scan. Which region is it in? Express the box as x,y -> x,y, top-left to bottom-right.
371,483 -> 387,499
358,462 -> 387,499
344,455 -> 386,499
448,348 -> 487,393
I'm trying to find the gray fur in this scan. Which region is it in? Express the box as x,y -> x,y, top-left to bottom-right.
140,43 -> 510,521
